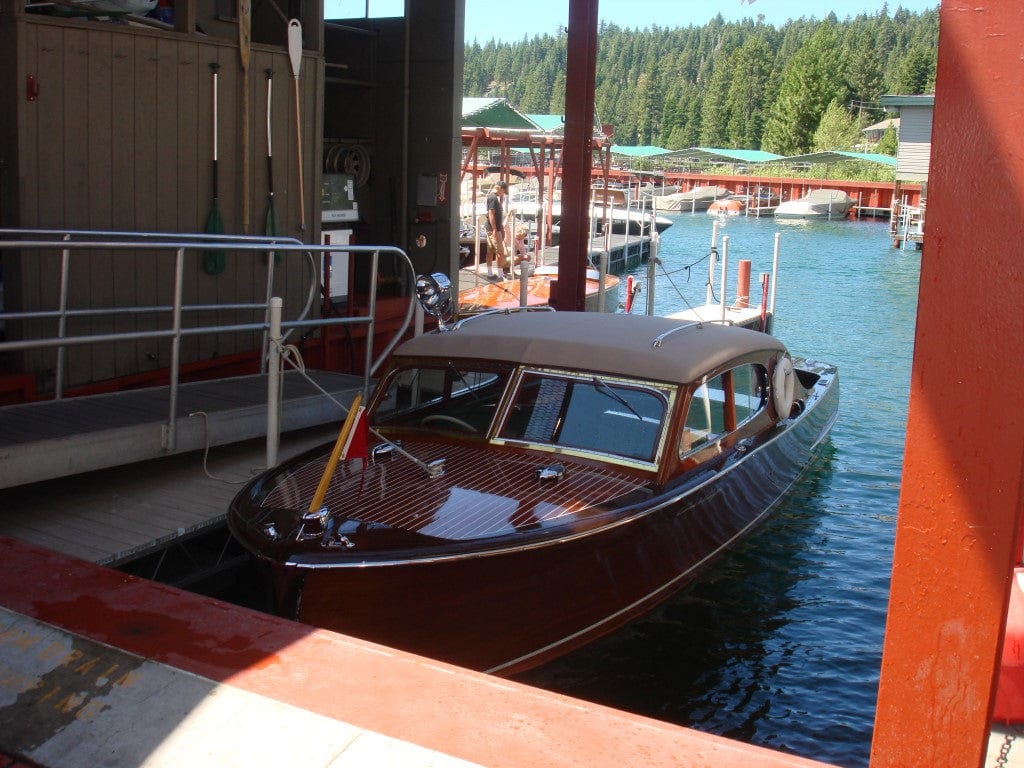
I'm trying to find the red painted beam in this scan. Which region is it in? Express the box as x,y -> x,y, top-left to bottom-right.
870,2 -> 1024,765
553,0 -> 599,311
0,537 -> 837,768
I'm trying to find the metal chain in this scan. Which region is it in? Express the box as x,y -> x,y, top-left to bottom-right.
994,725 -> 1024,768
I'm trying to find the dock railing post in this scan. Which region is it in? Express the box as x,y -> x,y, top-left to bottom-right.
266,296 -> 283,468
707,221 -> 719,306
163,246 -> 186,452
55,236 -> 71,400
519,260 -> 529,308
597,251 -> 608,312
646,230 -> 658,316
770,232 -> 781,318
720,235 -> 729,324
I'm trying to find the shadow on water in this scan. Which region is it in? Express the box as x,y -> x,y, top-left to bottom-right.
515,443 -> 876,767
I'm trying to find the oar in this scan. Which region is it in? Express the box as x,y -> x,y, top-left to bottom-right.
203,62 -> 226,275
287,19 -> 306,234
238,0 -> 252,233
264,68 -> 281,260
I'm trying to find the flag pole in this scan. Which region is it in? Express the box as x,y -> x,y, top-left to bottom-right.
308,394 -> 363,514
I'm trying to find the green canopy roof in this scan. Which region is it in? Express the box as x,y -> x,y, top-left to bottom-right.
666,147 -> 785,163
782,151 -> 897,167
462,98 -> 540,130
609,145 -> 673,158
525,114 -> 565,133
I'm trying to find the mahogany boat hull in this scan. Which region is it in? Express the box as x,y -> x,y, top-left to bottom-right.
234,366 -> 837,675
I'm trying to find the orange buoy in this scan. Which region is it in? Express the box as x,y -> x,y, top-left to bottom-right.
625,275 -> 635,313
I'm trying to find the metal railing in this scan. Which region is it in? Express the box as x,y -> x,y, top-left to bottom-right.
0,229 -> 417,459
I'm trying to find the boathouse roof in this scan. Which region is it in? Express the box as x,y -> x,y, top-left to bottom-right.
462,98 -> 540,130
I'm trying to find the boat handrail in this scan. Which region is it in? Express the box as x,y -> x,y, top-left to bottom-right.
452,305 -> 555,330
0,231 -> 417,455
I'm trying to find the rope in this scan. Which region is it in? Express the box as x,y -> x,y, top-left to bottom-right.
649,247 -> 719,314
188,410 -> 260,484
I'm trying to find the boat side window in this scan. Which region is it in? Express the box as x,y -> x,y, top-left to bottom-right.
680,364 -> 768,459
500,371 -> 668,462
373,363 -> 511,432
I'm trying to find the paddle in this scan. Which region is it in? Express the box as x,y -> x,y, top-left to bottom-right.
288,19 -> 306,234
238,0 -> 251,233
264,69 -> 281,260
203,62 -> 226,275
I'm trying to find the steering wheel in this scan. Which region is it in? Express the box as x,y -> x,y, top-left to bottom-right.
420,414 -> 478,433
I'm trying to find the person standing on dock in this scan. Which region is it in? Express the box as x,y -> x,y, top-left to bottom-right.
485,180 -> 509,277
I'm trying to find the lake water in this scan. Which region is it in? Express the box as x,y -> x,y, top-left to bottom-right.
515,212 -> 922,768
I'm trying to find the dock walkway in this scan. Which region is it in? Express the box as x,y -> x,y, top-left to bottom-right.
0,370 -> 363,490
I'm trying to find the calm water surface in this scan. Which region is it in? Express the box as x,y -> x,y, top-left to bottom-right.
516,212 -> 921,768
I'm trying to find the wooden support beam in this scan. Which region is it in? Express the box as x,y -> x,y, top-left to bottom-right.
870,2 -> 1024,765
553,0 -> 598,311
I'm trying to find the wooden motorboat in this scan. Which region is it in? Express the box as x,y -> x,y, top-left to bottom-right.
457,266 -> 620,314
228,282 -> 839,675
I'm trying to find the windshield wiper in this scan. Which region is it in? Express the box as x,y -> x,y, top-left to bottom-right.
592,377 -> 643,420
447,361 -> 483,402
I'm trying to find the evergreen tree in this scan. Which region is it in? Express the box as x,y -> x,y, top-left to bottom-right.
812,99 -> 862,150
724,36 -> 773,148
762,25 -> 851,154
892,43 -> 933,93
876,123 -> 899,155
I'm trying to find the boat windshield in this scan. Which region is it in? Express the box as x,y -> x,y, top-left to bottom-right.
373,362 -> 514,435
497,370 -> 670,463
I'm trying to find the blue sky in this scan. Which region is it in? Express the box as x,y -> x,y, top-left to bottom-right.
324,1 -> 940,42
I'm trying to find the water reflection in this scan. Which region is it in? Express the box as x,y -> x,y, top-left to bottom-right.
515,443 -> 880,766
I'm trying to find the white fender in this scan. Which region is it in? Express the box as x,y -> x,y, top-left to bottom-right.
772,356 -> 795,420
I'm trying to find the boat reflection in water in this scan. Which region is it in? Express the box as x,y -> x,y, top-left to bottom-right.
228,274 -> 839,675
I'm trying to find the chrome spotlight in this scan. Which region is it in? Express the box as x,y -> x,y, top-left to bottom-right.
415,272 -> 454,328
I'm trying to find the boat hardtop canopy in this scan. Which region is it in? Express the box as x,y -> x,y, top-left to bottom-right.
394,311 -> 786,385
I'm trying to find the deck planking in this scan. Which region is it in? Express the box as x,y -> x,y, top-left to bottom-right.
0,422 -> 341,566
0,370 -> 365,488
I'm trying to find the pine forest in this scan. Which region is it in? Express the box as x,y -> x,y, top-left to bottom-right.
463,5 -> 939,156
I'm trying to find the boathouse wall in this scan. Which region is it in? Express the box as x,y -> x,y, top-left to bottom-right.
0,5 -> 463,395
893,105 -> 932,182
2,16 -> 324,391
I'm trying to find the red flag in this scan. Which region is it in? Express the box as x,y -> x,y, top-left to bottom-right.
341,406 -> 368,462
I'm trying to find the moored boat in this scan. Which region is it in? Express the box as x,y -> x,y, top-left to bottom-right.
654,185 -> 732,212
774,188 -> 855,219
457,266 -> 619,314
227,283 -> 839,675
708,197 -> 746,216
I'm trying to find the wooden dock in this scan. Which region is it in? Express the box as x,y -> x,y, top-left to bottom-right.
0,370 -> 363,490
0,371 -> 363,569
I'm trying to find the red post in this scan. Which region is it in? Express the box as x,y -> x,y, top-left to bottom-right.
734,259 -> 751,308
553,0 -> 599,311
870,2 -> 1024,765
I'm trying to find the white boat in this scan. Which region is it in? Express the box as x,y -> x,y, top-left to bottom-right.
774,189 -> 856,220
515,199 -> 673,238
653,186 -> 732,213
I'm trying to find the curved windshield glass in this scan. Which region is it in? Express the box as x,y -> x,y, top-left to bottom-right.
499,371 -> 669,462
373,362 -> 513,434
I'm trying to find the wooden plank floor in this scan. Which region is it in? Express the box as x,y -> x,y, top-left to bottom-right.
0,422 -> 341,565
0,370 -> 365,488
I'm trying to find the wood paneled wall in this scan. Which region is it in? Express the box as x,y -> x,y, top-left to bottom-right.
6,15 -> 323,391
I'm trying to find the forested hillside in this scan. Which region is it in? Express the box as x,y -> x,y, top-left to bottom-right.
463,5 -> 939,154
